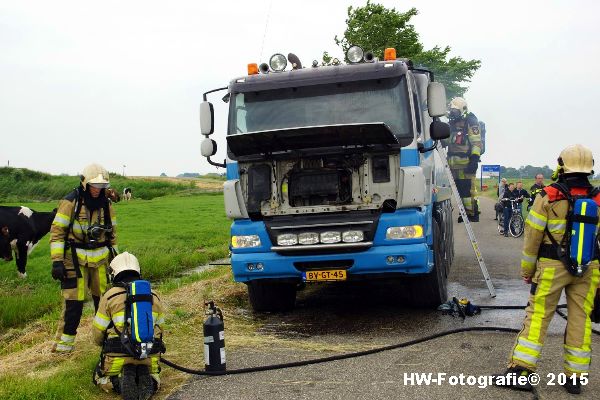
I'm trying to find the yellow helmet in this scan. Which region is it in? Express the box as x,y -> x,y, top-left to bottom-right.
109,252 -> 140,279
81,163 -> 110,189
558,144 -> 594,175
448,97 -> 468,120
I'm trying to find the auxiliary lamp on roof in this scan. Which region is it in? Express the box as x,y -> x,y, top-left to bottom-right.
269,53 -> 287,72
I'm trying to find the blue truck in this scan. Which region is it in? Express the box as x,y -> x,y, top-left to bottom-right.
200,47 -> 454,311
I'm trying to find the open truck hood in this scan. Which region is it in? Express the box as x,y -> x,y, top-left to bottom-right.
226,123 -> 399,159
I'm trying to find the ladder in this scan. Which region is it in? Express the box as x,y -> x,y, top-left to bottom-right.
438,144 -> 496,297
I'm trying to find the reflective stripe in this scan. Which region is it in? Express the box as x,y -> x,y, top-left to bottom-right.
565,344 -> 591,359
53,213 -> 70,228
518,337 -> 542,353
526,210 -> 547,231
584,269 -> 600,347
528,267 -> 555,342
112,217 -> 117,226
55,343 -> 74,352
98,265 -> 107,294
471,146 -> 481,156
60,333 -> 75,343
156,317 -> 165,325
576,202 -> 587,265
547,219 -> 566,234
521,251 -> 537,270
132,282 -> 142,343
93,314 -> 110,330
521,251 -> 537,264
50,242 -> 65,256
564,360 -> 590,373
77,268 -> 86,301
512,350 -> 538,366
113,314 -> 125,325
75,247 -> 110,263
108,357 -> 125,374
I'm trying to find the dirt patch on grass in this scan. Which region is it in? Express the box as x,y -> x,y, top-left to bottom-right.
131,176 -> 223,191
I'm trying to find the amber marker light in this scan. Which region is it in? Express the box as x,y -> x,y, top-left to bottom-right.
384,48 -> 397,61
247,63 -> 259,75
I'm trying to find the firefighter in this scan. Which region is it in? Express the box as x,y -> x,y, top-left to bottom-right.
446,97 -> 482,222
528,173 -> 546,211
92,252 -> 165,399
500,144 -> 600,394
50,163 -> 118,352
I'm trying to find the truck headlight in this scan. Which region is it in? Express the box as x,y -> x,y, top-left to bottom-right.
386,225 -> 424,240
277,233 -> 298,246
342,230 -> 364,243
320,231 -> 341,244
231,235 -> 261,248
298,232 -> 319,245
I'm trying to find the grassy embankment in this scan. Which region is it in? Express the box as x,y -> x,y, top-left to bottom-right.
0,168 -> 236,399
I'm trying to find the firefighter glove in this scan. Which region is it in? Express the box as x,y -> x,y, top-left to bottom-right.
51,261 -> 66,281
465,155 -> 480,174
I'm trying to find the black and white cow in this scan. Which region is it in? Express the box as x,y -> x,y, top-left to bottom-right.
0,206 -> 56,278
123,187 -> 132,201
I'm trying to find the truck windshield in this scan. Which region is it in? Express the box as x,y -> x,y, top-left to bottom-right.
229,76 -> 411,138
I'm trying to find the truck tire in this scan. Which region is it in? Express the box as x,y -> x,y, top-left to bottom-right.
247,279 -> 296,312
409,220 -> 448,308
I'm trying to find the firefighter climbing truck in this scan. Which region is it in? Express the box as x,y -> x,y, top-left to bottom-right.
200,47 -> 454,312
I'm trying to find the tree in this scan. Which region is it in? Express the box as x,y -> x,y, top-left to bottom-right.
330,1 -> 481,98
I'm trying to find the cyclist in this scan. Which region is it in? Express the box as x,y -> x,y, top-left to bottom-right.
515,182 -> 530,209
501,183 -> 517,237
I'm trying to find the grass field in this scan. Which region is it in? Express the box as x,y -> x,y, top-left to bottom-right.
0,185 -> 235,399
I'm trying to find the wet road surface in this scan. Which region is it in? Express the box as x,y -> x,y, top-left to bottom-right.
169,196 -> 600,399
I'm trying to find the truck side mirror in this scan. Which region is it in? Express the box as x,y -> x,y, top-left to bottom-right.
200,101 -> 214,135
430,120 -> 450,140
201,138 -> 218,157
427,82 -> 447,118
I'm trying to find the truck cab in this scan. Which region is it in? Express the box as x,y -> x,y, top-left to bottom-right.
201,48 -> 454,312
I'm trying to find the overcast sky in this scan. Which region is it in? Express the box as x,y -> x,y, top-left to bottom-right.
1,0 -> 599,177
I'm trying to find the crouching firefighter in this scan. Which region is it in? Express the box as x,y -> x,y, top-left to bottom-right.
92,252 -> 166,400
498,144 -> 600,395
50,163 -> 118,352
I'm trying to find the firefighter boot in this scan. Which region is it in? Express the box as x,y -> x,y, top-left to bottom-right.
563,376 -> 582,395
494,366 -> 533,391
121,364 -> 138,400
137,365 -> 155,400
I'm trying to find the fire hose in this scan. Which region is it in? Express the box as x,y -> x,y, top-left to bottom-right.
160,303 -> 600,376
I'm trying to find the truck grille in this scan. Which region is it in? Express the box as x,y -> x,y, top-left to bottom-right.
264,210 -> 380,255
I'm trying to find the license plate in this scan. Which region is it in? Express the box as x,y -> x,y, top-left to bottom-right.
302,269 -> 347,282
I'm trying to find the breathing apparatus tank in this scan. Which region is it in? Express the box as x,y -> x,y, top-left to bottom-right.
204,301 -> 226,372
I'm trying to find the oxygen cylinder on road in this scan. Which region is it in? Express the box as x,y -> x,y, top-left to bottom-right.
203,301 -> 226,372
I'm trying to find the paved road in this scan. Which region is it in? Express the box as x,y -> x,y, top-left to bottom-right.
169,196 -> 600,399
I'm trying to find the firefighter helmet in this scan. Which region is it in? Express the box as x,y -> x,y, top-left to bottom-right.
81,163 -> 110,189
109,252 -> 141,279
558,144 -> 594,175
449,97 -> 468,120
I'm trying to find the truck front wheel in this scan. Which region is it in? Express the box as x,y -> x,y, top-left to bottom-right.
409,220 -> 448,308
247,279 -> 297,312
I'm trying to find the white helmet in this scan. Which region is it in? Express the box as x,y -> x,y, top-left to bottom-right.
558,144 -> 594,175
448,97 -> 468,120
81,163 -> 110,190
109,252 -> 140,279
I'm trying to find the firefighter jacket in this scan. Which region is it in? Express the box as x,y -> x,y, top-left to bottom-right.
529,183 -> 545,203
50,189 -> 117,268
92,286 -> 165,349
445,113 -> 482,166
520,184 -> 600,279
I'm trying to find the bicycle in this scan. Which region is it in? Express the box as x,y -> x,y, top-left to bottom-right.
498,198 -> 525,237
